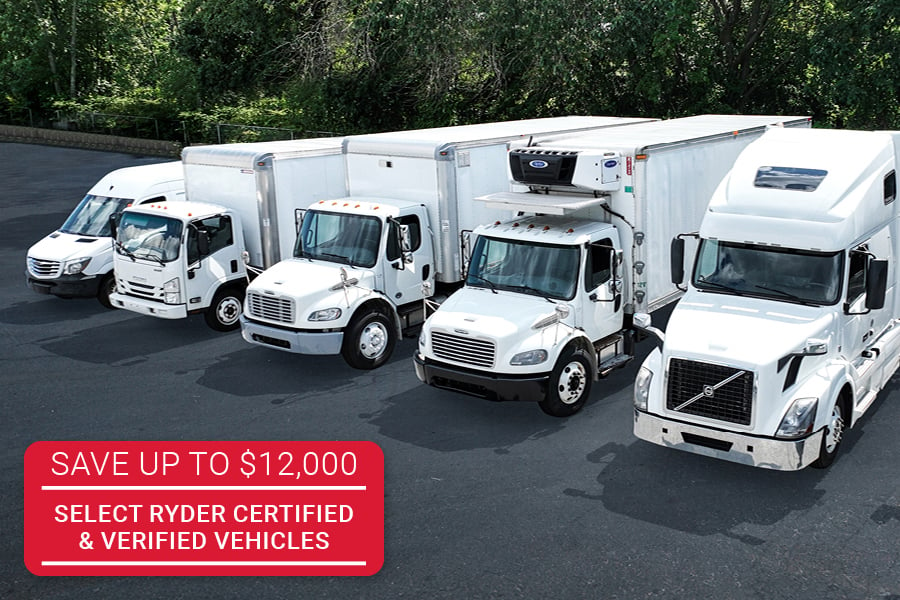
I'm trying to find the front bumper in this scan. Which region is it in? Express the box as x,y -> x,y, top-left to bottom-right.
633,409 -> 825,471
26,272 -> 102,298
240,316 -> 343,355
414,352 -> 549,402
109,292 -> 187,320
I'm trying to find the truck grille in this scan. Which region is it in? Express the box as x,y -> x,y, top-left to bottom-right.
28,257 -> 61,278
431,331 -> 495,368
666,358 -> 754,426
247,291 -> 294,324
119,280 -> 162,301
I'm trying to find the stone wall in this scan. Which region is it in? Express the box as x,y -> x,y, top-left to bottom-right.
0,124 -> 181,158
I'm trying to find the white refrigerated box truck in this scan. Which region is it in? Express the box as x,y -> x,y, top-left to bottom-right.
633,126 -> 900,470
109,138 -> 346,330
415,115 -> 812,416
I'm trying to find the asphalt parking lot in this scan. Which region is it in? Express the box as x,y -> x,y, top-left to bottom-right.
2,142 -> 899,599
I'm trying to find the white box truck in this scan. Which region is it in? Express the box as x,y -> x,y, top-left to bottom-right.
414,115 -> 812,417
109,138 -> 346,330
240,117 -> 654,368
633,126 -> 900,470
26,161 -> 185,308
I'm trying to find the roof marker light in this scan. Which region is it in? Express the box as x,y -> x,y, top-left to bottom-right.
543,226 -> 550,231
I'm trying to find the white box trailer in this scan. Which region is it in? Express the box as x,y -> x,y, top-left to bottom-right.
415,115 -> 812,417
26,161 -> 185,308
240,116 -> 656,368
634,126 -> 900,470
109,138 -> 346,330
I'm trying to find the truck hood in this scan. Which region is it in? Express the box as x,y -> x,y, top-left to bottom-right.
28,231 -> 110,261
430,287 -> 568,337
247,259 -> 377,323
665,294 -> 836,365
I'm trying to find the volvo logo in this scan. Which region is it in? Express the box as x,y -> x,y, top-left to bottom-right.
703,385 -> 715,398
528,160 -> 549,169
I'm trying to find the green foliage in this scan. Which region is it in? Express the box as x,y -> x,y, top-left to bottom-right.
2,0 -> 899,133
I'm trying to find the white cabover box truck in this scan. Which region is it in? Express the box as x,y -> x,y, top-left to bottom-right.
240,117 -> 655,368
109,138 -> 346,330
633,127 -> 900,470
414,115 -> 812,417
26,161 -> 185,308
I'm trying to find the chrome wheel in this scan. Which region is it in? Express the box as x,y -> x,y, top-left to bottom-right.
823,403 -> 844,454
556,360 -> 588,405
358,320 -> 389,360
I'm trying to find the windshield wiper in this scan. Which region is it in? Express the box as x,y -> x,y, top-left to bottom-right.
696,277 -> 745,295
132,249 -> 165,265
320,251 -> 359,268
753,284 -> 817,306
467,273 -> 498,294
514,283 -> 555,302
115,240 -> 137,262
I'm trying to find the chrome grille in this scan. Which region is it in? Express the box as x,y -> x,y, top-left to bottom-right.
431,331 -> 495,368
247,291 -> 294,324
667,358 -> 754,425
28,257 -> 61,278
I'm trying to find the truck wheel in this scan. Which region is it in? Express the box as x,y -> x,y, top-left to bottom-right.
97,273 -> 117,309
205,287 -> 243,332
539,350 -> 592,417
811,401 -> 845,469
341,309 -> 396,370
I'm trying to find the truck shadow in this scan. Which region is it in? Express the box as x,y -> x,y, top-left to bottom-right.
39,313 -> 220,364
564,373 -> 900,543
0,298 -> 104,325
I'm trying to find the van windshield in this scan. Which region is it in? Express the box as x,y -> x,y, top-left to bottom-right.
467,236 -> 580,300
693,240 -> 842,306
60,194 -> 133,236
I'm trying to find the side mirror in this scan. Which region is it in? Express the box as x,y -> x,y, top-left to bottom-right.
399,223 -> 413,264
670,237 -> 685,284
108,214 -> 119,239
294,208 -> 306,235
197,230 -> 211,257
633,312 -> 665,347
865,259 -> 888,310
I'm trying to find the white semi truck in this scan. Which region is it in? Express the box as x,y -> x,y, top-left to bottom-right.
109,138 -> 346,330
414,115 -> 812,417
26,161 -> 185,308
633,126 -> 900,470
240,117 -> 655,368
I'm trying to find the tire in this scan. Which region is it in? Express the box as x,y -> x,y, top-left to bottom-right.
97,273 -> 117,309
538,349 -> 593,417
204,287 -> 243,332
341,309 -> 397,370
811,400 -> 845,469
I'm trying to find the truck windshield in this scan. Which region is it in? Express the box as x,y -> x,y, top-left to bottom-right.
296,210 -> 382,268
60,194 -> 133,237
115,213 -> 183,263
467,236 -> 580,300
693,240 -> 842,306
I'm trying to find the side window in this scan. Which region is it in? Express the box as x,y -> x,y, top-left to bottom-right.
187,215 -> 234,264
847,245 -> 868,305
885,171 -> 896,205
386,215 -> 422,261
137,196 -> 166,205
585,238 -> 613,291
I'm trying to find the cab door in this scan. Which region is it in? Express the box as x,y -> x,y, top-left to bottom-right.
382,208 -> 434,305
580,232 -> 624,342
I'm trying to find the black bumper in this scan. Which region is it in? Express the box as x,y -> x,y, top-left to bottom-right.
26,272 -> 102,298
414,352 -> 549,402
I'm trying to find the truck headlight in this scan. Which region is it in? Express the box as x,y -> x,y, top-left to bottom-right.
775,397 -> 818,438
163,277 -> 181,304
418,329 -> 427,349
309,308 -> 342,322
510,349 -> 548,366
63,257 -> 91,275
634,366 -> 653,410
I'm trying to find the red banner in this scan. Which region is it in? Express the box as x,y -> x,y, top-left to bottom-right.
25,441 -> 383,576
